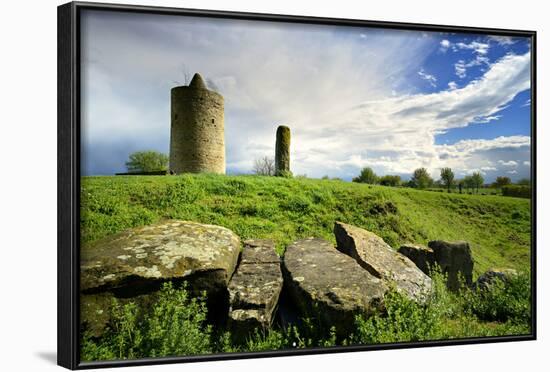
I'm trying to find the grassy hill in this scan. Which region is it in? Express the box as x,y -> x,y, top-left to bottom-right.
81,174 -> 531,276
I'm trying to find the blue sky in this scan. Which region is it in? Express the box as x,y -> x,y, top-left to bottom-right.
80,10 -> 532,182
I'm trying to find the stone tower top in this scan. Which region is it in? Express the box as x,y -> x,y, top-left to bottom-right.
189,73 -> 207,90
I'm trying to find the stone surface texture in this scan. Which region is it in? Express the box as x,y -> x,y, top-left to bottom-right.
398,243 -> 435,275
334,222 -> 432,301
282,237 -> 387,337
428,240 -> 474,290
475,268 -> 518,291
80,220 -> 240,336
228,240 -> 283,341
170,73 -> 225,174
275,125 -> 291,176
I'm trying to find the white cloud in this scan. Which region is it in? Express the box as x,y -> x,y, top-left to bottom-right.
448,39 -> 492,79
456,41 -> 490,55
472,115 -> 502,123
440,39 -> 451,52
522,99 -> 531,107
488,36 -> 516,46
418,68 -> 437,87
523,161 -> 531,166
455,60 -> 467,78
507,170 -> 518,174
498,160 -> 518,167
448,81 -> 458,90
454,54 -> 490,79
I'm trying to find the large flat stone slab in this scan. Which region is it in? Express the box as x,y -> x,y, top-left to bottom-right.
228,240 -> 283,341
282,238 -> 387,338
81,220 -> 240,291
80,220 -> 241,335
334,222 -> 432,302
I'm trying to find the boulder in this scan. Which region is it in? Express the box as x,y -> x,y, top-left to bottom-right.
334,222 -> 432,302
282,238 -> 387,338
80,220 -> 241,335
398,244 -> 435,275
475,268 -> 518,291
428,240 -> 474,290
228,240 -> 283,341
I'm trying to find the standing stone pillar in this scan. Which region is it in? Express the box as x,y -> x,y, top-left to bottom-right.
275,125 -> 291,176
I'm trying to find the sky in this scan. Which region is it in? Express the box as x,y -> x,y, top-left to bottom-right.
80,10 -> 532,182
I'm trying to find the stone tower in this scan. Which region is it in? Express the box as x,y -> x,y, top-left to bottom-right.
275,125 -> 291,176
170,73 -> 225,174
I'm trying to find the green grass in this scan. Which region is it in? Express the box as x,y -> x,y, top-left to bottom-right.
81,174 -> 531,275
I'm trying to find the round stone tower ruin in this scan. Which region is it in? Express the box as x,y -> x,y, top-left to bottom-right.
170,73 -> 225,174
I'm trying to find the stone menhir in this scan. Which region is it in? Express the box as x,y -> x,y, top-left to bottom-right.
334,222 -> 432,302
275,125 -> 291,176
170,73 -> 225,174
428,240 -> 474,291
227,240 -> 283,341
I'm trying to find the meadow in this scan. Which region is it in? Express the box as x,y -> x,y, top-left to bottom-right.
81,174 -> 531,275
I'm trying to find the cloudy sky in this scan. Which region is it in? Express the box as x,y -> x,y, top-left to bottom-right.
80,10 -> 532,182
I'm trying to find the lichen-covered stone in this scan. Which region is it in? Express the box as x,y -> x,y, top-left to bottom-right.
474,268 -> 518,291
282,238 -> 387,338
81,220 -> 240,291
80,220 -> 240,336
398,243 -> 435,275
228,240 -> 283,341
334,222 -> 432,302
428,240 -> 474,291
275,125 -> 291,176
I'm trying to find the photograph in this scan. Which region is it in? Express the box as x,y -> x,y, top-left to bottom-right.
76,5 -> 533,364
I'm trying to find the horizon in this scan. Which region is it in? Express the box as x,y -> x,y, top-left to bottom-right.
80,10 -> 532,183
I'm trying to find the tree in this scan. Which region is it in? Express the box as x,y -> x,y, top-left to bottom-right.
517,178 -> 531,186
411,168 -> 433,189
463,175 -> 474,193
353,167 -> 378,184
493,176 -> 512,188
440,167 -> 455,193
471,172 -> 484,193
379,175 -> 402,187
457,179 -> 464,194
125,150 -> 168,172
252,156 -> 275,176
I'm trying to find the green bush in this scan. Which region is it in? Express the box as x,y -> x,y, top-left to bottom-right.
502,185 -> 531,199
81,282 -> 212,361
351,268 -> 531,344
463,272 -> 531,324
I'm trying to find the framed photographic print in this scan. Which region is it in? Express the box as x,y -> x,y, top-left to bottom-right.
58,1 -> 536,369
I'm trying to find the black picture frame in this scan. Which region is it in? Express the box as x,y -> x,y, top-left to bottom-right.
58,1 -> 537,369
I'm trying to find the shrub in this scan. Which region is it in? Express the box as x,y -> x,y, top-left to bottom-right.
502,185 -> 531,199
463,272 -> 531,324
379,175 -> 401,187
81,282 -> 212,361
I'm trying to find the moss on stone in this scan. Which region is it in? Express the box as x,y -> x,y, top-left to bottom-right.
275,125 -> 291,176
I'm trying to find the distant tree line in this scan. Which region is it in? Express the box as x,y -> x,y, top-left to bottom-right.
351,166 -> 530,198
